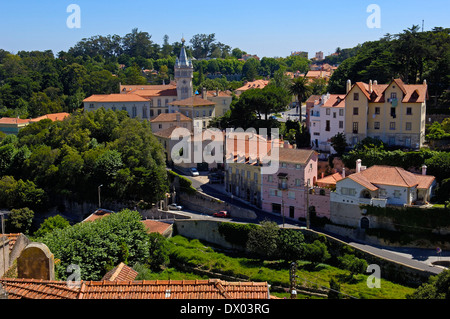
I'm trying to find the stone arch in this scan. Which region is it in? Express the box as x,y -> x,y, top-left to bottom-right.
360,217 -> 370,229
17,242 -> 55,280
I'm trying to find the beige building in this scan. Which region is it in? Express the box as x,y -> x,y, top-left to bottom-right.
150,112 -> 192,134
344,78 -> 428,148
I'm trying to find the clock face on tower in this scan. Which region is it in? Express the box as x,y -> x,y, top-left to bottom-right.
182,80 -> 187,84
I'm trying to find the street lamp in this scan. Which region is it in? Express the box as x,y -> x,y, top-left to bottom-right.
98,184 -> 103,208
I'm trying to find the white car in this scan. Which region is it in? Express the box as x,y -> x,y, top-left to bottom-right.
190,168 -> 199,176
168,203 -> 182,210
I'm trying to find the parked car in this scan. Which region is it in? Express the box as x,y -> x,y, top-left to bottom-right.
190,167 -> 199,176
168,203 -> 182,210
213,210 -> 229,218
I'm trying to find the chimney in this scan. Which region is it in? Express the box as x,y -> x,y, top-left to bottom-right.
346,80 -> 352,94
356,159 -> 362,173
202,87 -> 206,99
373,80 -> 378,85
216,87 -> 219,97
283,140 -> 289,148
342,167 -> 346,178
423,79 -> 427,85
321,172 -> 324,179
369,80 -> 373,94
421,165 -> 427,175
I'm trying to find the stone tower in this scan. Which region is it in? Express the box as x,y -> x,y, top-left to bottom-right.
175,37 -> 194,100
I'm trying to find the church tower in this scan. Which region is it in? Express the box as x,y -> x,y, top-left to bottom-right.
175,38 -> 193,100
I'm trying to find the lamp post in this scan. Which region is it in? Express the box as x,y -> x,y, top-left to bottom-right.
98,184 -> 103,208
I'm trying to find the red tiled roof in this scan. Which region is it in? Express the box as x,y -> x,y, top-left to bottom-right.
101,263 -> 138,282
153,125 -> 184,139
150,112 -> 191,123
345,165 -> 435,190
30,112 -> 70,122
141,220 -> 172,235
236,80 -> 269,92
0,118 -> 30,125
0,278 -> 270,299
168,96 -> 215,107
83,94 -> 149,103
316,172 -> 343,186
322,94 -> 346,108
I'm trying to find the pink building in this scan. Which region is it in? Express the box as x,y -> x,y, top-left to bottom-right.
261,148 -> 318,220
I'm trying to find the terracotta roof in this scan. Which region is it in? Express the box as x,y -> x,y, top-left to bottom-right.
168,96 -> 215,107
128,88 -> 178,98
5,233 -> 20,252
275,148 -> 316,164
345,165 -> 435,190
83,94 -> 149,103
141,220 -> 172,235
0,117 -> 31,125
0,278 -> 270,299
413,174 -> 436,190
0,278 -> 80,299
316,172 -> 343,186
322,94 -> 346,108
101,263 -> 138,282
205,90 -> 232,97
348,79 -> 428,103
30,112 -> 70,122
153,125 -> 183,139
150,112 -> 191,123
120,84 -> 177,92
236,80 -> 269,92
81,209 -> 113,222
306,95 -> 322,104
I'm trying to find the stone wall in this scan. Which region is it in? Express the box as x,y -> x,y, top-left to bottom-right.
0,237 -> 10,278
179,191 -> 257,220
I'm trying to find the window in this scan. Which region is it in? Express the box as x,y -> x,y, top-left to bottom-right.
150,100 -> 153,106
339,121 -> 343,129
158,109 -> 161,115
295,178 -> 302,186
333,112 -> 336,118
406,107 -> 412,115
391,92 -> 397,99
268,175 -> 273,182
339,109 -> 344,116
374,122 -> 380,130
394,190 -> 401,198
295,164 -> 301,170
122,106 -> 127,111
254,172 -> 258,181
405,122 -> 412,131
288,191 -> 295,199
341,187 -> 356,196
353,122 -> 359,134
142,107 -> 147,118
313,132 -> 320,136
353,93 -> 359,101
390,122 -> 396,130
203,110 -> 206,117
89,103 -> 94,108
165,99 -> 169,106
209,110 -> 212,116
326,108 -> 330,115
150,110 -> 154,117
390,107 -> 396,117
388,136 -> 395,145
158,124 -> 162,129
325,120 -> 330,131
374,107 -> 380,115
353,107 -> 359,115
281,162 -> 287,168
196,111 -> 199,117
157,99 -> 161,106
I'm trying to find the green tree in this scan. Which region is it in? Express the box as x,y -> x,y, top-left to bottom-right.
289,76 -> 312,114
330,132 -> 348,155
246,220 -> 279,259
33,215 -> 70,238
6,207 -> 34,234
276,229 -> 305,262
408,269 -> 450,299
303,240 -> 330,266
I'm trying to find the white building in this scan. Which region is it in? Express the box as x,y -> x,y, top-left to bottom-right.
330,160 -> 436,228
307,93 -> 346,153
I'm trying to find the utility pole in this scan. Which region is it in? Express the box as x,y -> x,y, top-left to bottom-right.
289,262 -> 298,299
306,179 -> 311,229
98,184 -> 103,208
1,211 -> 11,277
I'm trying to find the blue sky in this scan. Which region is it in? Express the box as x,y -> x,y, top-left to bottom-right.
0,0 -> 449,58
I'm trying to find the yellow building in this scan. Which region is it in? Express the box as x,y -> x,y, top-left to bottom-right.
344,78 -> 428,148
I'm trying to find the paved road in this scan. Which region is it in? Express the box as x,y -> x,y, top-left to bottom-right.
178,171 -> 449,275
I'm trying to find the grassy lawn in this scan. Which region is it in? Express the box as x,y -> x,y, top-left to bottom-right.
135,235 -> 415,299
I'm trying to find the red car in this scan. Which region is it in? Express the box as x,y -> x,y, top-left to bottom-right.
213,211 -> 229,218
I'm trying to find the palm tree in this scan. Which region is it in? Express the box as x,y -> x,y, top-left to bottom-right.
289,76 -> 312,120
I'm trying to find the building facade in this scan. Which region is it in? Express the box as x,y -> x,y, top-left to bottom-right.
307,93 -> 346,153
344,78 -> 428,149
